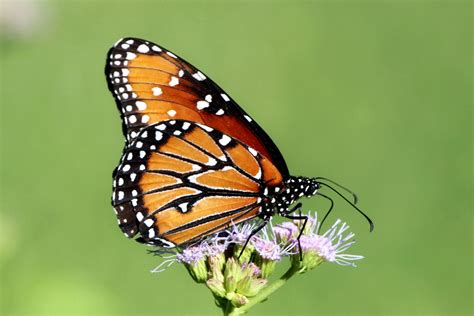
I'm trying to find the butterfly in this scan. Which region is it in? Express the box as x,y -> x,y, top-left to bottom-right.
105,37 -> 373,249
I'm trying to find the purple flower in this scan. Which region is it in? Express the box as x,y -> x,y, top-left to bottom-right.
253,223 -> 296,261
273,222 -> 298,243
176,243 -> 207,265
226,221 -> 258,246
241,262 -> 261,277
297,214 -> 364,267
253,238 -> 282,261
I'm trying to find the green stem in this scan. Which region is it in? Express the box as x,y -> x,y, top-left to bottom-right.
228,265 -> 300,315
223,299 -> 234,316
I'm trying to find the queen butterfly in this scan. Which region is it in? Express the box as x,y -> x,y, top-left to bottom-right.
105,37 -> 373,249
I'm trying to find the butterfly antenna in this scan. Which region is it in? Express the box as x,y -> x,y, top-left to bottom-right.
314,177 -> 358,204
316,192 -> 334,233
318,182 -> 374,232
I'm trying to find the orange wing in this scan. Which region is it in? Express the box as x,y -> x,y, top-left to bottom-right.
105,37 -> 289,177
112,120 -> 283,247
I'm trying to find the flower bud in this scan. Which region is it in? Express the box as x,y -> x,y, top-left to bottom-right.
185,259 -> 208,283
228,293 -> 249,307
255,255 -> 277,278
237,275 -> 267,297
234,243 -> 254,264
206,278 -> 226,297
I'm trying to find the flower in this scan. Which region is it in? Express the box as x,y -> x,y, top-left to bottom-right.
176,243 -> 207,264
291,213 -> 364,271
252,223 -> 297,277
150,211 -> 367,314
273,221 -> 298,244
176,242 -> 209,282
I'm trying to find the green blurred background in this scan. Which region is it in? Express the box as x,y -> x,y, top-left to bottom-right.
1,1 -> 471,315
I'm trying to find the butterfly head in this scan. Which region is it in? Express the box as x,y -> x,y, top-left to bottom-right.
284,176 -> 320,198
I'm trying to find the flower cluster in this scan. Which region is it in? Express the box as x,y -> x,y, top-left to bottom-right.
152,212 -> 364,315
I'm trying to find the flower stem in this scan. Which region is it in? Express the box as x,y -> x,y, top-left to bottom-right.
227,265 -> 300,315
223,299 -> 235,316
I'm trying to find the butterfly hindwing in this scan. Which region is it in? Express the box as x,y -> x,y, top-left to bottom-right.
111,120 -> 283,247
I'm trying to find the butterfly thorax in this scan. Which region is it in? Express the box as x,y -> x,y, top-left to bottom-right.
259,176 -> 320,219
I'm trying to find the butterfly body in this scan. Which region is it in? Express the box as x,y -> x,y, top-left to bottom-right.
105,37 -> 371,249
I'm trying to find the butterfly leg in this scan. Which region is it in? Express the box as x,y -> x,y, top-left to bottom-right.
238,220 -> 268,259
282,203 -> 308,260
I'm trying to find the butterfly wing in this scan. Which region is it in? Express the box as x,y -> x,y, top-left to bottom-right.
112,120 -> 283,247
105,37 -> 289,177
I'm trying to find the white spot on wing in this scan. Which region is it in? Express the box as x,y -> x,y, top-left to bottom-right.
221,93 -> 230,101
206,157 -> 217,166
169,76 -> 179,86
197,124 -> 213,132
178,202 -> 189,213
219,135 -> 232,146
136,101 -> 147,111
192,71 -> 206,81
248,147 -> 258,157
166,51 -> 177,58
152,87 -> 162,96
137,44 -> 150,53
122,164 -> 131,172
196,101 -> 209,110
182,122 -> 191,130
148,229 -> 155,238
126,52 -> 137,60
167,110 -> 176,117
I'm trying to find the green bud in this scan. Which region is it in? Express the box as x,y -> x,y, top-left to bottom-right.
236,275 -> 267,297
254,254 -> 277,278
224,258 -> 243,292
234,243 -> 255,264
229,293 -> 249,307
185,259 -> 208,283
247,279 -> 267,297
208,255 -> 224,283
206,278 -> 226,298
224,275 -> 238,293
291,250 -> 324,274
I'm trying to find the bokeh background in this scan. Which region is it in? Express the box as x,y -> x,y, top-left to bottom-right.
1,1 -> 471,315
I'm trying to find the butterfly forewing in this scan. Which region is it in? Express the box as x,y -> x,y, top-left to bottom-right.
105,37 -> 288,176
112,120 -> 283,247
